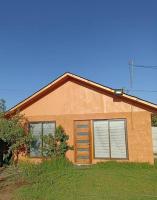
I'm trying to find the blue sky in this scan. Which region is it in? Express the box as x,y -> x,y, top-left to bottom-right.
0,0 -> 157,109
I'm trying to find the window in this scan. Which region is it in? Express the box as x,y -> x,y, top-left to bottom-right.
30,122 -> 55,157
93,119 -> 127,159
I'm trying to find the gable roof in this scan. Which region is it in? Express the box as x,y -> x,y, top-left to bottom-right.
6,72 -> 157,115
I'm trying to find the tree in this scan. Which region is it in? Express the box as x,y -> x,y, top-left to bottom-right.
152,115 -> 157,127
0,113 -> 32,166
0,99 -> 6,167
0,139 -> 4,167
0,99 -> 6,113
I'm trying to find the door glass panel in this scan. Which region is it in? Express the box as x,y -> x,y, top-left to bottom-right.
77,140 -> 89,144
77,148 -> 89,152
77,124 -> 88,128
77,155 -> 89,159
77,132 -> 89,136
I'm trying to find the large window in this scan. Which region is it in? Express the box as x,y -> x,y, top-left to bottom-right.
93,119 -> 127,159
30,122 -> 56,157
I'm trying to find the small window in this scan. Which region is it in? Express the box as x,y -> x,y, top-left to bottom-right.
30,122 -> 55,157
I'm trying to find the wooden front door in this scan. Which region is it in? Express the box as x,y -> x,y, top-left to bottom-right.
74,120 -> 91,164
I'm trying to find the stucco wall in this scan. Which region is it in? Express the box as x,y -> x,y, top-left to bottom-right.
21,81 -> 145,116
21,80 -> 154,164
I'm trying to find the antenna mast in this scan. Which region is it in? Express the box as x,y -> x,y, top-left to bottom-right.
128,60 -> 134,93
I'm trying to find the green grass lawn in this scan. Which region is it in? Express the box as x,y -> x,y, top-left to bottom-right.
13,159 -> 157,200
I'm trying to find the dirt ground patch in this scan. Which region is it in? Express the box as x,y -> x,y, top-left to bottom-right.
0,167 -> 24,200
0,183 -> 18,200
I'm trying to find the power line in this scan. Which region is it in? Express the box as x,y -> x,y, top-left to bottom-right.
133,65 -> 157,69
128,60 -> 133,91
0,88 -> 35,92
128,61 -> 157,90
128,61 -> 157,95
128,89 -> 157,93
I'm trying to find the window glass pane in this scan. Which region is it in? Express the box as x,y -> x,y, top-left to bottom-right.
43,122 -> 55,136
30,123 -> 42,157
94,120 -> 110,158
109,120 -> 127,159
42,122 -> 56,156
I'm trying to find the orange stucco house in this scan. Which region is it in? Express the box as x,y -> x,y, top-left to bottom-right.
6,72 -> 157,164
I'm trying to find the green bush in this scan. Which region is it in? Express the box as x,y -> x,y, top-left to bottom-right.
42,125 -> 73,158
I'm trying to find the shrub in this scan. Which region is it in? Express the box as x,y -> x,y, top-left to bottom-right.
42,125 -> 73,158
